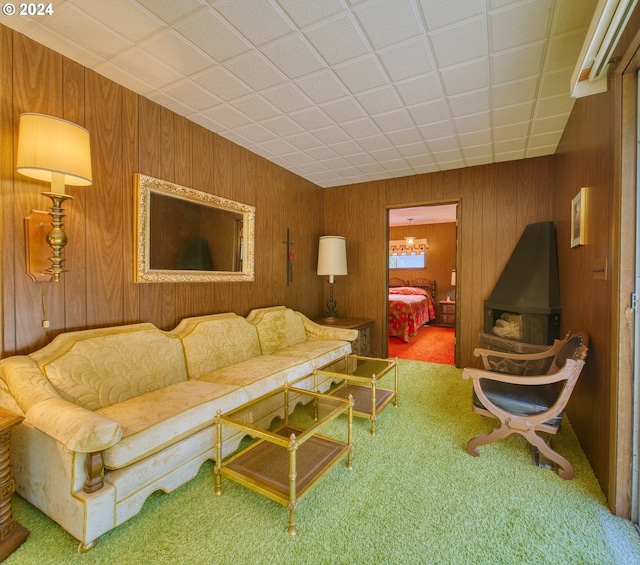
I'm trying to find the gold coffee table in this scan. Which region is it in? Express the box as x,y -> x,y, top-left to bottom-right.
214,384 -> 353,536
315,354 -> 398,435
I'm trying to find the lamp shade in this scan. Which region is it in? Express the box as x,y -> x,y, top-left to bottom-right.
451,269 -> 457,286
17,113 -> 92,188
317,236 -> 347,277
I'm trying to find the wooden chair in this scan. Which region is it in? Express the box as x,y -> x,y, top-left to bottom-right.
461,332 -> 589,479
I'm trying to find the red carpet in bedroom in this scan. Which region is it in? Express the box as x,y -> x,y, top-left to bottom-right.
388,325 -> 455,365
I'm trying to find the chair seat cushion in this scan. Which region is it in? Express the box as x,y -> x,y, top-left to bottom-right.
472,380 -> 564,427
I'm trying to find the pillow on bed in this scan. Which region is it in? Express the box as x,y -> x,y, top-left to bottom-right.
389,286 -> 428,296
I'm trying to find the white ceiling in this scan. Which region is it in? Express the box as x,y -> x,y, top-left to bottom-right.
389,203 -> 457,225
3,0 -> 598,188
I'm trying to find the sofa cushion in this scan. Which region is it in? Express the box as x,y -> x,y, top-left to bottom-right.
198,355 -> 312,399
246,306 -> 307,355
32,324 -> 187,411
273,339 -> 352,369
171,313 -> 262,378
97,379 -> 247,469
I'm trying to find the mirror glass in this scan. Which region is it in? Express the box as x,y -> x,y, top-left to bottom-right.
134,174 -> 255,282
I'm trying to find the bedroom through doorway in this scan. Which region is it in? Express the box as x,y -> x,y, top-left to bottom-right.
387,204 -> 458,366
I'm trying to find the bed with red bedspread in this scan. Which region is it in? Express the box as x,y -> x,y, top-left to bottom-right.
388,279 -> 437,342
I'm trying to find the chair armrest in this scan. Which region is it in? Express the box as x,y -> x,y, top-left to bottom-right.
473,339 -> 564,370
298,314 -> 359,342
25,397 -> 122,453
462,359 -> 584,387
0,355 -> 61,413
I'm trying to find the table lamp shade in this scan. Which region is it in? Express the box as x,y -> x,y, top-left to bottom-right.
451,269 -> 457,286
317,236 -> 347,279
17,113 -> 92,190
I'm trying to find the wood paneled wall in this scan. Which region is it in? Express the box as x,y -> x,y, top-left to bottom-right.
323,158 -> 553,366
0,27 -> 326,355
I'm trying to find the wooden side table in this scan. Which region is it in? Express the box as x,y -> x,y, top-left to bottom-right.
0,408 -> 29,560
439,300 -> 455,328
314,317 -> 373,357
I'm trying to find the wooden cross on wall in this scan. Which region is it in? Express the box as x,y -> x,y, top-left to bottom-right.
283,228 -> 294,286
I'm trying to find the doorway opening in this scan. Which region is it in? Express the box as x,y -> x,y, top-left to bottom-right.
386,203 -> 458,366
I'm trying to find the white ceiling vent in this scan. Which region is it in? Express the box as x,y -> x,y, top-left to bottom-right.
571,0 -> 638,98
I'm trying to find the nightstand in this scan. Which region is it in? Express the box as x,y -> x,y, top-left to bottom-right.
314,317 -> 373,357
439,300 -> 455,328
0,408 -> 29,560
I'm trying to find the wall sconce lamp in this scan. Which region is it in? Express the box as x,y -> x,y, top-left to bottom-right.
317,235 -> 348,320
17,113 -> 92,282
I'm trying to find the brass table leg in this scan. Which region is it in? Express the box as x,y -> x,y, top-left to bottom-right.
287,433 -> 298,536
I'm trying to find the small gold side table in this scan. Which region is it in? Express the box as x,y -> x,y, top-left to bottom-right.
0,408 -> 29,561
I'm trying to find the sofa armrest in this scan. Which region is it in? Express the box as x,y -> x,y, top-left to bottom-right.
25,397 -> 122,453
0,355 -> 60,413
299,315 -> 359,342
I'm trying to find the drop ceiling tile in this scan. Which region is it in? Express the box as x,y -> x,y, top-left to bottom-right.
203,105 -> 253,129
490,0 -> 552,52
418,120 -> 456,140
214,0 -> 294,46
164,80 -> 221,111
406,154 -> 437,168
41,3 -> 132,59
357,134 -> 393,152
395,74 -> 444,106
146,90 -> 196,114
372,109 -> 414,132
545,32 -> 587,72
353,0 -> 422,50
534,94 -> 574,118
232,94 -> 281,121
261,83 -> 313,113
491,77 -> 538,107
539,68 -> 572,98
280,151 -> 316,165
341,118 -> 381,139
192,67 -> 252,101
408,100 -> 451,126
188,112 -> 226,132
462,144 -> 493,159
386,128 -> 424,146
429,17 -> 488,68
458,130 -> 492,146
233,123 -> 277,144
306,145 -> 341,161
448,89 -> 490,118
261,115 -> 304,137
312,126 -> 351,145
94,61 -> 155,95
526,145 -> 556,158
419,0 -> 485,31
465,155 -> 492,167
432,147 -> 464,162
135,0 -> 207,24
395,141 -> 431,158
355,86 -> 402,115
440,58 -> 490,96
377,37 -> 434,82
259,137 -> 299,155
531,115 -> 569,136
294,70 -> 349,104
320,98 -> 366,123
225,52 -> 287,91
174,8 -> 252,62
27,26 -> 104,69
110,48 -> 183,89
333,55 -> 389,94
277,0 -> 345,28
428,137 -> 459,153
319,156 -> 353,170
453,112 -> 491,133
358,162 -> 387,174
345,152 -> 377,166
369,146 -> 403,162
493,122 -> 530,142
494,137 -> 527,153
288,107 -> 334,130
74,0 -> 164,42
305,12 -> 370,65
551,0 -> 598,34
142,30 -> 213,75
492,102 -> 534,126
284,132 -> 323,151
262,35 -> 326,79
491,42 -> 545,83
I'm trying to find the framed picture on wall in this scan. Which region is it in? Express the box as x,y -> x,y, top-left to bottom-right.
571,188 -> 586,248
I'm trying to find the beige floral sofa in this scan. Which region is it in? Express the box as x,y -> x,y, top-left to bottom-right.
0,306 -> 356,551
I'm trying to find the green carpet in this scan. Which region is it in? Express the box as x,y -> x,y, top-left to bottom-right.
5,361 -> 640,564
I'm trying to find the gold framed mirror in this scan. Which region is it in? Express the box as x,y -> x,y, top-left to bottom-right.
134,174 -> 255,283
